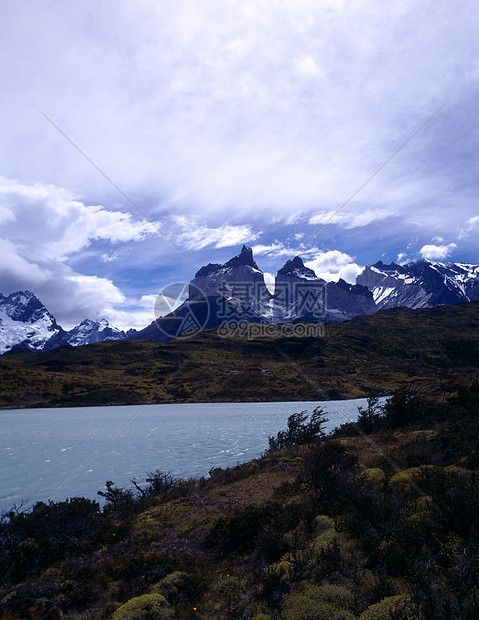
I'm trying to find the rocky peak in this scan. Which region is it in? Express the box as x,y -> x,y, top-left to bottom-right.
276,256 -> 318,279
65,318 -> 127,346
0,290 -> 65,354
224,245 -> 259,270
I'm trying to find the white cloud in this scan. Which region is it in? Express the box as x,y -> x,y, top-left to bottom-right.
308,207 -> 392,229
0,177 -> 155,260
0,0 -> 478,328
252,241 -> 290,258
67,275 -> 125,304
1,0 -> 477,227
397,252 -> 408,264
101,307 -> 154,332
296,56 -> 324,78
175,219 -> 259,250
459,214 -> 479,238
0,177 -> 157,328
419,243 -> 457,260
305,250 -> 362,283
467,215 -> 479,230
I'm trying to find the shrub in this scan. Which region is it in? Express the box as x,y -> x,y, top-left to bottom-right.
280,584 -> 355,620
205,501 -> 305,558
98,481 -> 135,512
303,441 -> 359,510
361,468 -> 386,489
111,593 -> 173,619
267,407 -> 328,452
150,571 -> 189,605
356,397 -> 384,434
205,504 -> 275,553
358,594 -> 418,619
382,389 -> 426,428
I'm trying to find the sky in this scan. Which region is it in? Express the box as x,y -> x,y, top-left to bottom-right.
1,0 -> 479,330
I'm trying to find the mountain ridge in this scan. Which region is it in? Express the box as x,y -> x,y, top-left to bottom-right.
2,247 -> 479,353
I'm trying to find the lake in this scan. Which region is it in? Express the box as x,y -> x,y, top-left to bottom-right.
0,398 -> 374,512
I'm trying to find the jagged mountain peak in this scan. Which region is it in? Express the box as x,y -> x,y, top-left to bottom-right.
224,245 -> 259,270
357,258 -> 479,309
193,246 -> 259,280
371,260 -> 405,272
194,263 -> 222,278
277,256 -> 317,279
0,290 -> 64,354
65,318 -> 127,346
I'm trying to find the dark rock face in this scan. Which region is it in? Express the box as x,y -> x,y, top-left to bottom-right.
188,245 -> 270,315
135,249 -> 380,342
137,246 -> 273,342
325,280 -> 377,322
274,256 -> 326,321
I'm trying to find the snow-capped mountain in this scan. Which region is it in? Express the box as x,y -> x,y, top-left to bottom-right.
3,253 -> 479,352
356,260 -> 479,309
135,246 -> 379,342
0,291 -> 66,354
273,256 -> 375,322
65,318 -> 130,346
0,291 -> 132,354
274,257 -> 324,320
135,245 -> 273,342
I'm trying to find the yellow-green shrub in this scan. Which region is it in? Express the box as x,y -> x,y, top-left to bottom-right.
361,468 -> 386,488
314,515 -> 335,532
150,571 -> 189,604
112,593 -> 173,619
280,584 -> 355,620
359,594 -> 418,619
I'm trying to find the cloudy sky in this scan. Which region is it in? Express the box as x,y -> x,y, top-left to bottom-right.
1,0 -> 479,329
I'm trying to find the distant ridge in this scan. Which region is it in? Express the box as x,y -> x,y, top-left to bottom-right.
2,248 -> 479,353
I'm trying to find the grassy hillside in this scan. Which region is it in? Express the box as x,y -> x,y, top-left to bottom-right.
1,385 -> 478,618
0,303 -> 478,409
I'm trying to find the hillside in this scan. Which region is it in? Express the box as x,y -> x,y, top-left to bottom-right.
0,302 -> 478,409
1,385 -> 478,618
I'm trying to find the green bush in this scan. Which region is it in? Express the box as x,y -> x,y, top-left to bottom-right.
112,593 -> 173,619
359,594 -> 418,619
303,441 -> 359,510
150,570 -> 189,605
280,584 -> 355,620
268,407 -> 328,452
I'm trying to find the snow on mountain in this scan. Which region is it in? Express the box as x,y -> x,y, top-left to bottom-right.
0,291 -> 132,354
135,248 -> 380,342
3,254 -> 478,353
356,260 -> 479,310
274,257 -> 325,320
65,318 -> 129,346
0,291 -> 65,354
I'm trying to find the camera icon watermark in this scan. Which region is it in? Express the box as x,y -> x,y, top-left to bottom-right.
154,282 -> 210,339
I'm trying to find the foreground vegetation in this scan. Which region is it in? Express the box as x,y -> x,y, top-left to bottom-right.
0,302 -> 478,408
1,381 -> 478,619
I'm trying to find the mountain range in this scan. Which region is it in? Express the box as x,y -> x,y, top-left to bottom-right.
0,292 -> 131,355
1,245 -> 479,353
